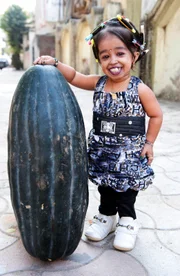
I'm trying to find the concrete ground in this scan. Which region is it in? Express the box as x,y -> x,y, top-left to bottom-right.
0,67 -> 180,276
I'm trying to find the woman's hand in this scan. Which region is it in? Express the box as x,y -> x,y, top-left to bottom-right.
140,143 -> 154,165
33,55 -> 56,66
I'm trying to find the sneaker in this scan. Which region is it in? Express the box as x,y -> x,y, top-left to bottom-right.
85,213 -> 117,241
113,217 -> 139,251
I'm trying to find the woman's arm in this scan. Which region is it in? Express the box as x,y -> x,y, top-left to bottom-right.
138,83 -> 163,164
33,55 -> 100,91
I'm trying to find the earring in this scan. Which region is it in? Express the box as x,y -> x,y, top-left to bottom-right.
131,62 -> 135,69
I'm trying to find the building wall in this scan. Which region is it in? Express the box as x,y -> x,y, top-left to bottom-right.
163,7 -> 180,86
22,33 -> 30,69
61,29 -> 70,65
141,0 -> 157,18
38,36 -> 55,57
45,0 -> 64,22
151,0 -> 180,100
76,22 -> 91,73
22,30 -> 37,69
23,0 -> 56,69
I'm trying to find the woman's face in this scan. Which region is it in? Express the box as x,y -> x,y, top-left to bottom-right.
97,33 -> 139,82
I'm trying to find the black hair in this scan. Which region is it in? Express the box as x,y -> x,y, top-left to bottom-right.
91,18 -> 146,63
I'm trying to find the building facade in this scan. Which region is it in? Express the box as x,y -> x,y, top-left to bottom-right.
23,0 -> 60,69
58,0 -> 180,100
23,0 -> 142,73
24,0 -> 180,101
141,0 -> 180,100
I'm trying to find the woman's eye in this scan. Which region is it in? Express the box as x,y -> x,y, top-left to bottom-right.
117,52 -> 124,56
101,55 -> 109,60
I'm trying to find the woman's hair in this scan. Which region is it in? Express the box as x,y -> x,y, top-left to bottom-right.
85,15 -> 148,63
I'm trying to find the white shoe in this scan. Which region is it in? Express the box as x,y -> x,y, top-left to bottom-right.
113,217 -> 139,251
85,213 -> 116,241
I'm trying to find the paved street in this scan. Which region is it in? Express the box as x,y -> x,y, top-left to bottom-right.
0,67 -> 180,276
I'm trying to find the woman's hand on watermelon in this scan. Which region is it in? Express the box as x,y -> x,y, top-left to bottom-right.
33,55 -> 56,66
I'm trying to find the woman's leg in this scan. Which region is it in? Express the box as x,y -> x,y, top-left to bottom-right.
116,189 -> 138,219
85,185 -> 117,241
98,185 -> 118,216
113,189 -> 139,251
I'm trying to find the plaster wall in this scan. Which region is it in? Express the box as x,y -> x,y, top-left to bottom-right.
35,0 -> 55,35
154,6 -> 180,100
23,31 -> 36,70
76,23 -> 91,73
103,2 -> 121,20
141,0 -> 157,18
61,31 -> 70,66
22,34 -> 30,70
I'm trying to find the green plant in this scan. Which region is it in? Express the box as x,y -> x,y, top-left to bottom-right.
1,5 -> 27,70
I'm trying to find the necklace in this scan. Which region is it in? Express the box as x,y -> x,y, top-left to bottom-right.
110,92 -> 117,100
108,79 -> 119,100
107,76 -> 130,100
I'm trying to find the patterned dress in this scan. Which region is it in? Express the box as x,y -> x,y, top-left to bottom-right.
88,75 -> 154,192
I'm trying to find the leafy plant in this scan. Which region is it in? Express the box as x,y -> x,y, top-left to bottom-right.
0,5 -> 27,70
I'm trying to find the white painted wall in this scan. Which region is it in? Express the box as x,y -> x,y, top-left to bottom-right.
35,0 -> 55,35
45,0 -> 64,22
154,6 -> 180,96
141,0 -> 157,18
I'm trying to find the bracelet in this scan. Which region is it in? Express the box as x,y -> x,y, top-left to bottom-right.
54,58 -> 58,67
145,139 -> 153,146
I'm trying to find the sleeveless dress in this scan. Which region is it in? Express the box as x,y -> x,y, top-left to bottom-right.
88,75 -> 154,192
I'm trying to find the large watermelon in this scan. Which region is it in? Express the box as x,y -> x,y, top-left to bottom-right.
7,65 -> 88,261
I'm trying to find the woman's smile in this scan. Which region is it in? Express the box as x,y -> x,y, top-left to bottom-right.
109,67 -> 122,75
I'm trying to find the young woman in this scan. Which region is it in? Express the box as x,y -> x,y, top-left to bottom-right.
34,15 -> 163,251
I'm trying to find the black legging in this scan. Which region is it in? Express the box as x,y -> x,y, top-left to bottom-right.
98,185 -> 138,219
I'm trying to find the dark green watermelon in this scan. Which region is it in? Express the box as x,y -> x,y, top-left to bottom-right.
8,65 -> 88,261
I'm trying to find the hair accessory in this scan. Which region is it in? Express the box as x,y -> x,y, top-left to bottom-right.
117,14 -> 136,34
88,38 -> 95,46
144,49 -> 149,54
91,39 -> 94,46
132,39 -> 145,51
85,33 -> 93,42
100,23 -> 106,28
140,44 -> 145,51
85,22 -> 106,43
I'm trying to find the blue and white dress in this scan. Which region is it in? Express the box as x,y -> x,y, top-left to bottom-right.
88,75 -> 154,192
